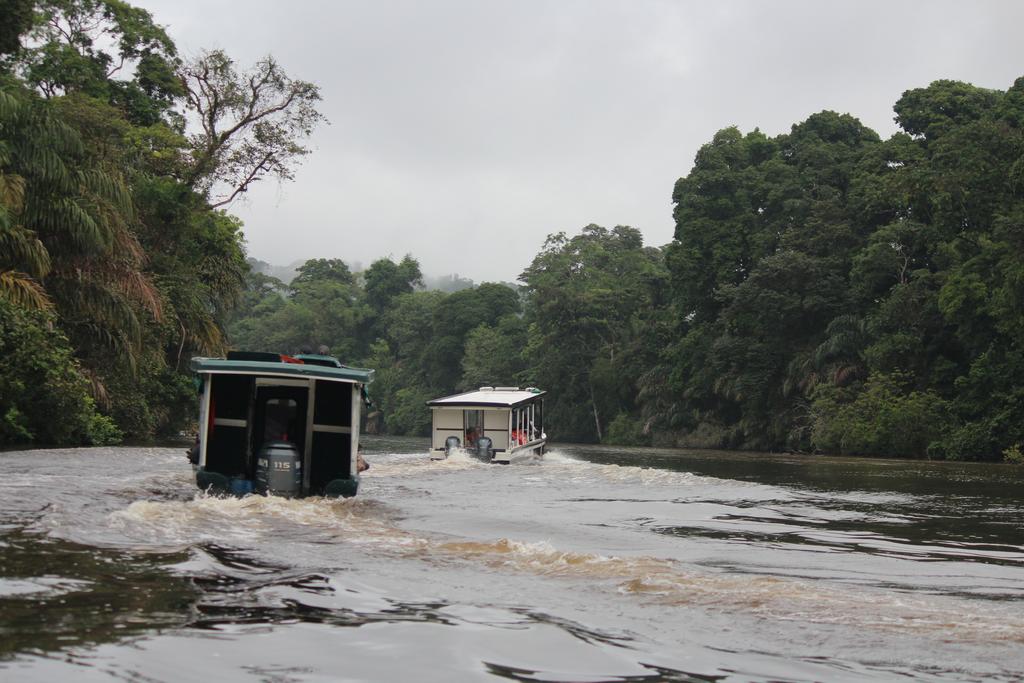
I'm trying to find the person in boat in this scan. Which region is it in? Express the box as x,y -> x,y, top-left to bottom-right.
186,438 -> 199,464
356,444 -> 369,472
465,427 -> 478,447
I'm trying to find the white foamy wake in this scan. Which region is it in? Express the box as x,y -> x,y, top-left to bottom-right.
108,493 -> 403,549
535,449 -> 580,464
360,449 -> 487,478
362,448 -> 720,490
540,454 -> 732,489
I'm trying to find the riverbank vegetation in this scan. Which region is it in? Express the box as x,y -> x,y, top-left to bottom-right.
0,0 -> 315,444
2,1 -> 1021,460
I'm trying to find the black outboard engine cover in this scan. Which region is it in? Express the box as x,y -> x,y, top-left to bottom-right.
475,436 -> 494,461
256,440 -> 302,497
444,435 -> 461,457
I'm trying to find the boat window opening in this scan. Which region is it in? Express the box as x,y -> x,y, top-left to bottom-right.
308,380 -> 355,495
251,386 -> 309,472
206,374 -> 254,478
511,407 -> 526,446
264,398 -> 298,441
464,409 -> 484,445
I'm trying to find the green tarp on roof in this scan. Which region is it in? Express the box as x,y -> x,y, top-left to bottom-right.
191,357 -> 374,384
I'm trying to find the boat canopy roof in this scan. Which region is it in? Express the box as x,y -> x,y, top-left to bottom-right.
191,351 -> 373,384
428,386 -> 545,409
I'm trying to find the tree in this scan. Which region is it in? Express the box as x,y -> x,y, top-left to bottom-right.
0,82 -> 159,370
359,290 -> 444,435
292,258 -> 354,288
0,88 -> 53,310
180,49 -> 326,207
0,297 -> 120,445
0,0 -> 34,57
894,80 -> 1001,142
424,282 -> 520,392
662,113 -> 879,450
665,127 -> 785,323
14,0 -> 182,125
357,255 -> 423,353
460,314 -> 529,390
705,250 -> 849,448
362,255 -> 423,311
810,371 -> 950,458
521,224 -> 666,442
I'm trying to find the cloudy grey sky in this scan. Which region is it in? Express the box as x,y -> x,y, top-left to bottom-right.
137,0 -> 1024,283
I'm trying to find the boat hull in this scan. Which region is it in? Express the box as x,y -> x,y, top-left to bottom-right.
495,438 -> 545,464
194,466 -> 360,498
430,438 -> 546,464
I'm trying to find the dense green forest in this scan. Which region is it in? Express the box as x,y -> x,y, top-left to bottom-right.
0,0 -> 317,444
2,0 -> 1022,461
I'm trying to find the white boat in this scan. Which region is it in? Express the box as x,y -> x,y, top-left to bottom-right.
427,387 -> 546,463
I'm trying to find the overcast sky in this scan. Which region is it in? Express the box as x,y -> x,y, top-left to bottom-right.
137,0 -> 1024,283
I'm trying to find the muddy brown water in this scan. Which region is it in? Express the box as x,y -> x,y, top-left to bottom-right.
2,437 -> 1024,682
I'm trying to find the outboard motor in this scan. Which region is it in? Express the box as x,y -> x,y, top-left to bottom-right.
444,435 -> 461,457
475,435 -> 494,461
255,440 -> 302,497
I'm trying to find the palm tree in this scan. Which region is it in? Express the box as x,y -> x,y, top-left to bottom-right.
1,88 -> 55,310
813,314 -> 871,386
1,84 -> 161,371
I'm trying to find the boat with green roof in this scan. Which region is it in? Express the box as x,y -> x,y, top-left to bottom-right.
188,351 -> 373,498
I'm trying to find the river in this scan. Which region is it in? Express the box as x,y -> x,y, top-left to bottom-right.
2,437 -> 1023,682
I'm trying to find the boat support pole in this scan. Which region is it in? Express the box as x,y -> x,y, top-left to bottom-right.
350,383 -> 361,477
198,374 -> 211,468
303,379 -> 317,494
